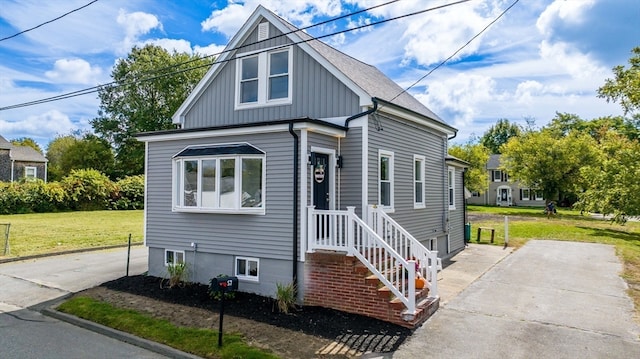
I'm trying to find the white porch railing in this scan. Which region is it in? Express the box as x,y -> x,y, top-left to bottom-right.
307,206 -> 438,315
366,205 -> 439,298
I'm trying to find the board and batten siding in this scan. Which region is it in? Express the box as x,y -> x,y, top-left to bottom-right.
145,131 -> 296,263
448,166 -> 466,255
183,24 -> 360,129
338,127 -> 364,215
366,113 -> 451,245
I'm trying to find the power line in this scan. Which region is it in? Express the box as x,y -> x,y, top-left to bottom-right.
0,0 -> 473,111
0,0 -> 100,42
390,0 -> 520,103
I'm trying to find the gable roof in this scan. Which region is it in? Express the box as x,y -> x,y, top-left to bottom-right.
487,154 -> 501,169
0,135 -> 47,162
173,5 -> 454,134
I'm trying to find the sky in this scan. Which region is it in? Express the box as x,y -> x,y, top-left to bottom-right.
0,0 -> 638,151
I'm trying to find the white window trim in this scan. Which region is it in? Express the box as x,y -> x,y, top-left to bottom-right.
535,191 -> 544,200
378,149 -> 394,212
493,170 -> 502,182
234,46 -> 293,110
448,166 -> 456,210
235,256 -> 259,282
164,249 -> 185,266
172,154 -> 266,214
522,188 -> 531,201
24,166 -> 37,178
413,155 -> 425,209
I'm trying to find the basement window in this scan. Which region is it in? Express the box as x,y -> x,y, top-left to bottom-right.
236,257 -> 259,281
165,249 -> 185,266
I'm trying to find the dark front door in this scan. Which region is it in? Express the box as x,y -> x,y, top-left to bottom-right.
312,153 -> 330,210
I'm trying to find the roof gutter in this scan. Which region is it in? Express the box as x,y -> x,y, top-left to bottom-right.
288,122 -> 299,292
344,97 -> 378,129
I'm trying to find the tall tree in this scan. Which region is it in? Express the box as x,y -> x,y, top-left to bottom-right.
576,130 -> 640,223
11,137 -> 43,154
60,134 -> 115,178
480,119 -> 522,154
46,134 -> 78,181
448,142 -> 490,194
91,44 -> 211,177
598,46 -> 640,115
501,130 -> 599,202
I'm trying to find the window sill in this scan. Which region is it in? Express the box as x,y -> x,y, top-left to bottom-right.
413,203 -> 426,209
237,276 -> 259,282
173,207 -> 265,215
235,98 -> 292,110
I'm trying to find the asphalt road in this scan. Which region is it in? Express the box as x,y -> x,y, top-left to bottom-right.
0,247 -> 168,358
393,240 -> 640,358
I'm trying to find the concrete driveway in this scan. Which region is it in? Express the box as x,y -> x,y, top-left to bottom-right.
394,240 -> 640,358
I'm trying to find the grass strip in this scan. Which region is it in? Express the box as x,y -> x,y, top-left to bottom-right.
57,297 -> 279,359
0,210 -> 143,258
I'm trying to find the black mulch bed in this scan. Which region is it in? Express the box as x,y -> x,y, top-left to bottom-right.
102,275 -> 412,352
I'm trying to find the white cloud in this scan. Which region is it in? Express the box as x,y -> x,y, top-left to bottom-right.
536,0 -> 595,37
145,38 -> 194,55
117,9 -> 162,54
45,58 -> 102,85
194,43 -> 227,57
538,40 -> 607,80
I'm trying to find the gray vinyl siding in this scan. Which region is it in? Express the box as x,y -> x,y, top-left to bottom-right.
183,25 -> 360,129
338,128 -> 363,214
145,131 -> 296,265
447,167 -> 465,255
366,113 -> 450,244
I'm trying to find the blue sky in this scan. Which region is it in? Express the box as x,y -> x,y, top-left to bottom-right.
1,0 -> 638,150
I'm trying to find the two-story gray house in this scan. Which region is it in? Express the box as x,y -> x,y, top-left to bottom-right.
467,154 -> 545,207
137,6 -> 466,328
0,135 -> 47,182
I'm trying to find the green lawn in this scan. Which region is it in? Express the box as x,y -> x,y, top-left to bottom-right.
468,205 -> 640,322
0,210 -> 143,258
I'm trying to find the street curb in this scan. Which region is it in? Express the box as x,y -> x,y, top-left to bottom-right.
0,242 -> 144,264
41,303 -> 202,359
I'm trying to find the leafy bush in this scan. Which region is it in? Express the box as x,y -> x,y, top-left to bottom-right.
110,175 -> 145,210
61,169 -> 115,211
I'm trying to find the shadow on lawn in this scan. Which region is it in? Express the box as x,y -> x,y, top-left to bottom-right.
576,226 -> 640,242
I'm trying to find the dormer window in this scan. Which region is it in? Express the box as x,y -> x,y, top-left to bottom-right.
236,47 -> 292,109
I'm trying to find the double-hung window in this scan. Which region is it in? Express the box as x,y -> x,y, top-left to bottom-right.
414,155 -> 425,208
173,143 -> 265,214
448,166 -> 456,210
379,150 -> 394,210
236,47 -> 292,108
24,166 -> 37,179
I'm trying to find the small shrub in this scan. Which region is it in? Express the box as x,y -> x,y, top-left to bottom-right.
110,175 -> 145,210
275,282 -> 297,314
208,274 -> 237,301
162,262 -> 188,289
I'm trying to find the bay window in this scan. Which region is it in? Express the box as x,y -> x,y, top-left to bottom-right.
173,143 -> 265,213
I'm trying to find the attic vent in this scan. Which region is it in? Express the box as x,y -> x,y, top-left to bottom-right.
258,22 -> 269,41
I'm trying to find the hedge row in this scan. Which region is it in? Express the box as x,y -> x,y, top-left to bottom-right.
0,169 -> 144,214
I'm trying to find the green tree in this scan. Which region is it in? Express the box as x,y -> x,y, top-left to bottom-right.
501,130 -> 599,203
598,46 -> 640,115
545,112 -> 640,142
480,119 -> 522,154
46,134 -> 78,181
11,137 -> 43,154
576,131 -> 640,223
60,134 -> 115,178
91,44 -> 212,177
448,142 -> 490,193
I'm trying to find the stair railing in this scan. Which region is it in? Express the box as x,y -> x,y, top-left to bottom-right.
367,205 -> 439,298
307,206 -> 416,314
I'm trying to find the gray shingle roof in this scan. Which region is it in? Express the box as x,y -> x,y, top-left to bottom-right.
0,135 -> 47,162
487,154 -> 501,169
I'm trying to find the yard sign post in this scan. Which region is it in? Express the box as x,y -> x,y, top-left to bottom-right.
1,223 -> 9,256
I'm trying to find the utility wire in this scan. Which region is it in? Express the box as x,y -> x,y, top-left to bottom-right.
390,0 -> 520,103
0,0 -> 473,110
0,0 -> 99,42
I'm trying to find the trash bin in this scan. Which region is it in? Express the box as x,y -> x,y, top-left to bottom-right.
464,223 -> 471,243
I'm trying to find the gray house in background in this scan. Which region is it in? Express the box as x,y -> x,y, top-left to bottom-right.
0,135 -> 47,182
137,6 -> 466,328
467,154 -> 545,207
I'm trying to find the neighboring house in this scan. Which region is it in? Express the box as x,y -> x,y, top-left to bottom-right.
137,6 -> 466,328
0,135 -> 47,182
467,154 -> 545,207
